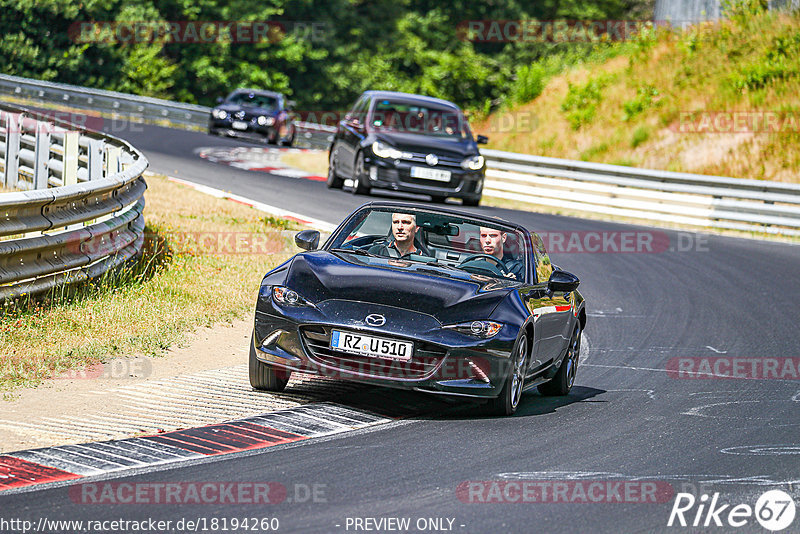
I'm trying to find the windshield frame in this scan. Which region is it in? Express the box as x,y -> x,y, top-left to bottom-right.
324,205 -> 530,283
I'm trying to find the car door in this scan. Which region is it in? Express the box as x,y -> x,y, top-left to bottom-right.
337,97 -> 369,176
522,233 -> 573,373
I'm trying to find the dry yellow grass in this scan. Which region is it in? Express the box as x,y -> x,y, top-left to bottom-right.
279,150 -> 329,177
0,174 -> 296,392
473,11 -> 800,182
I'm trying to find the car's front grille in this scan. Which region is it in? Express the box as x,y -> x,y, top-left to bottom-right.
299,326 -> 447,380
404,152 -> 464,169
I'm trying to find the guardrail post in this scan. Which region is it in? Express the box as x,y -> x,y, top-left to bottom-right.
33,124 -> 51,190
3,112 -> 21,189
87,139 -> 104,180
62,130 -> 79,186
106,145 -> 121,177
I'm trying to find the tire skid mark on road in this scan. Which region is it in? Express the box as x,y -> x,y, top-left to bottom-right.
0,403 -> 391,493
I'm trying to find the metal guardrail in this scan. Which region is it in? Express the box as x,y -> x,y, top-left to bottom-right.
0,74 -> 335,148
0,103 -> 148,300
482,149 -> 800,236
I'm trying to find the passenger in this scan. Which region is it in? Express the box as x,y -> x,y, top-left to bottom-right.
479,226 -> 524,281
369,212 -> 420,258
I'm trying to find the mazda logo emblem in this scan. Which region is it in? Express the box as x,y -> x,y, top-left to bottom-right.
425,154 -> 438,166
365,314 -> 386,327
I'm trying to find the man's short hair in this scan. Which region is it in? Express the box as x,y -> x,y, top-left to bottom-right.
392,212 -> 416,225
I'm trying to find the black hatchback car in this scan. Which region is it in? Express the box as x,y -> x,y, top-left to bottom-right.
209,89 -> 296,145
326,91 -> 488,206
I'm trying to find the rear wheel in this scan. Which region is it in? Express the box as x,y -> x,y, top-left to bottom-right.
350,151 -> 371,195
463,196 -> 481,207
249,332 -> 291,392
281,126 -> 295,147
538,324 -> 581,396
431,195 -> 448,204
327,149 -> 344,189
487,335 -> 528,416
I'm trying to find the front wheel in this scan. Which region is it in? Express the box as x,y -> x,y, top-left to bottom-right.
487,335 -> 528,416
538,325 -> 581,396
249,332 -> 291,392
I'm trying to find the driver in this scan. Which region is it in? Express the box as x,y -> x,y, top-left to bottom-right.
369,212 -> 420,258
479,227 -> 524,281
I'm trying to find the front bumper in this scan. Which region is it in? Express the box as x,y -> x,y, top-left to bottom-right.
363,154 -> 484,200
208,117 -> 277,139
253,299 -> 517,399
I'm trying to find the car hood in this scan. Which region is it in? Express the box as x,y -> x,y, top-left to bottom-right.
284,252 -> 513,324
372,132 -> 477,159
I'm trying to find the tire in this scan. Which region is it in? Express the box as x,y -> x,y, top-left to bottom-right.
350,151 -> 371,195
487,334 -> 529,416
538,324 -> 581,396
431,195 -> 448,204
208,127 -> 218,136
281,127 -> 295,147
327,149 -> 344,189
463,196 -> 481,207
249,332 -> 291,392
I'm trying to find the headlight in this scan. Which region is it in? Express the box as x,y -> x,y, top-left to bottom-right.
265,285 -> 315,307
212,109 -> 228,119
258,116 -> 275,126
372,141 -> 406,160
445,321 -> 503,339
461,155 -> 485,170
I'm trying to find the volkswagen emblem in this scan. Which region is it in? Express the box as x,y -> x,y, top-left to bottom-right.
425,154 -> 438,166
235,110 -> 246,119
365,314 -> 386,327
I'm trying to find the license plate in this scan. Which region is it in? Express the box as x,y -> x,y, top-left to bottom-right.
410,166 -> 451,182
330,330 -> 413,361
232,121 -> 249,130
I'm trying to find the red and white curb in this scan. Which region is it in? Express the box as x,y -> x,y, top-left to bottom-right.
161,174 -> 336,232
197,146 -> 327,182
0,403 -> 389,493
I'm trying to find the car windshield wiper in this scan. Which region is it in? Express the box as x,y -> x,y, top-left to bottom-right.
329,248 -> 380,258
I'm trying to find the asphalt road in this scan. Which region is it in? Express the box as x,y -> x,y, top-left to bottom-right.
2,121 -> 799,533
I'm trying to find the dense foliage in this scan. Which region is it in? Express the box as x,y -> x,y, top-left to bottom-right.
0,0 -> 654,111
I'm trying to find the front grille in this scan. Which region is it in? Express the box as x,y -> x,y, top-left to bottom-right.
299,326 -> 447,380
405,152 -> 463,169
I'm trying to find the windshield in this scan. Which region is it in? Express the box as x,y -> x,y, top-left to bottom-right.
227,92 -> 279,110
370,99 -> 471,139
328,207 -> 527,282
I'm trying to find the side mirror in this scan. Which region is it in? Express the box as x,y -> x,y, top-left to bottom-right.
476,134 -> 489,144
295,229 -> 320,251
548,270 -> 580,293
216,96 -> 224,104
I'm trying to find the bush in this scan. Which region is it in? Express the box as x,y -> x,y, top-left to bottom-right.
631,125 -> 650,148
511,63 -> 548,104
561,73 -> 614,129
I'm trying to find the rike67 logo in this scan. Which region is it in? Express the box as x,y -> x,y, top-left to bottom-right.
668,490 -> 796,531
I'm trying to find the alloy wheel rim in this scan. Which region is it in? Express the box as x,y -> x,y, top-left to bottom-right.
566,330 -> 580,388
510,337 -> 527,408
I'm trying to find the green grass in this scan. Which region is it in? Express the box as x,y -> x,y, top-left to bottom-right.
0,174 -> 294,391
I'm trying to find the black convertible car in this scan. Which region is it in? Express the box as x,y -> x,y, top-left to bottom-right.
209,88 -> 296,145
250,202 -> 585,415
327,91 -> 487,206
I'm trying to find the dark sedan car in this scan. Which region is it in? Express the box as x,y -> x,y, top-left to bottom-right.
250,202 -> 586,415
326,91 -> 488,206
209,89 -> 296,145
